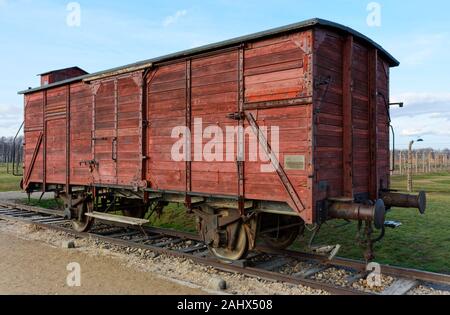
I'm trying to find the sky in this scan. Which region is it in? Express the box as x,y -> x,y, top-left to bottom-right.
0,0 -> 449,149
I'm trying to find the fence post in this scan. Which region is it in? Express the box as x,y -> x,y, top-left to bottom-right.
399,151 -> 403,175
415,151 -> 418,174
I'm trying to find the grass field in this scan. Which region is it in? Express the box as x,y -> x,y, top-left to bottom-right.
2,161 -> 448,273
0,164 -> 22,192
296,173 -> 450,273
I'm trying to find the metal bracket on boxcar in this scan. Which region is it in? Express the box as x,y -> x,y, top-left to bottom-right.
80,160 -> 98,166
377,92 -> 393,123
307,224 -> 342,261
80,160 -> 99,172
313,75 -> 332,89
226,112 -> 245,121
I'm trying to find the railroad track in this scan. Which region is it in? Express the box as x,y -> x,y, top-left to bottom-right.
0,201 -> 449,296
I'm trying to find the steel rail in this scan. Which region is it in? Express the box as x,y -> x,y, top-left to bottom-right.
0,202 -> 363,295
259,247 -> 450,287
0,201 -> 449,295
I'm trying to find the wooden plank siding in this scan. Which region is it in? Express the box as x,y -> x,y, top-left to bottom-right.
92,80 -> 117,185
313,28 -> 390,207
190,50 -> 239,196
377,58 -> 391,191
116,75 -> 143,186
89,73 -> 144,186
342,35 -> 354,198
147,62 -> 187,192
24,93 -> 44,185
313,28 -> 345,202
21,23 -> 395,227
352,41 -> 371,196
45,86 -> 67,185
368,48 -> 379,199
243,30 -> 314,221
69,83 -> 93,186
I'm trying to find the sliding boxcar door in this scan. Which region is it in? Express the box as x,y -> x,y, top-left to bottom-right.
190,50 -> 239,196
92,80 -> 117,185
147,63 -> 187,191
116,75 -> 144,187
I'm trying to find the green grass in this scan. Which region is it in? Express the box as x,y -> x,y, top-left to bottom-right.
0,164 -> 22,192
18,171 -> 450,273
148,203 -> 198,233
293,172 -> 450,273
25,198 -> 62,210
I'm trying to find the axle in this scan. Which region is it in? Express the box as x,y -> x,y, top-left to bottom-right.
380,191 -> 427,214
327,199 -> 386,230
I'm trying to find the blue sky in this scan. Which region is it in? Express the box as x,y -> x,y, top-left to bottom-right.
0,0 -> 449,149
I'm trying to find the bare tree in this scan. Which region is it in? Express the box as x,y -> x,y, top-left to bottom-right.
0,136 -> 24,174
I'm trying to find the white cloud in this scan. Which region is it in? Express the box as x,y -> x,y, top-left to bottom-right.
391,92 -> 450,118
0,104 -> 22,118
398,33 -> 447,66
399,117 -> 450,137
394,113 -> 450,149
390,92 -> 450,148
163,10 -> 187,27
0,104 -> 23,137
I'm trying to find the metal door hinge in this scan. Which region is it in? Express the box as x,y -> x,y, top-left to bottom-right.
314,76 -> 332,89
226,112 -> 244,121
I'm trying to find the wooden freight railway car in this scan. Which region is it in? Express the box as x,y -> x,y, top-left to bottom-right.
19,19 -> 426,261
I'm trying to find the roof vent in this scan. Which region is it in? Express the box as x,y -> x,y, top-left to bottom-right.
39,67 -> 88,86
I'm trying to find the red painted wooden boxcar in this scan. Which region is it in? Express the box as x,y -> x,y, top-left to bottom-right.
19,19 -> 425,260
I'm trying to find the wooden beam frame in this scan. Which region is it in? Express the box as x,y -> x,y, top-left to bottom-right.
342,35 -> 354,198
23,132 -> 43,188
185,59 -> 192,199
368,48 -> 379,199
66,85 -> 71,193
113,79 -> 119,183
237,47 -> 245,214
42,90 -> 47,192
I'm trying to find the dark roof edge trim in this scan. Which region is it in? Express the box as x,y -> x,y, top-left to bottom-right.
19,18 -> 399,95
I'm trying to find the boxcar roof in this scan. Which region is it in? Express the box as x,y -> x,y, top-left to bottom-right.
19,18 -> 399,95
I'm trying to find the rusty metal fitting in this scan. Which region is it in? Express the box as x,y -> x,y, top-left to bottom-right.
328,199 -> 386,230
380,191 -> 426,214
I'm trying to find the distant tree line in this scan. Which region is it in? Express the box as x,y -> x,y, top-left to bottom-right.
0,136 -> 24,175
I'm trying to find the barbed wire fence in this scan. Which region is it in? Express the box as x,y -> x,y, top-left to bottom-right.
391,149 -> 450,176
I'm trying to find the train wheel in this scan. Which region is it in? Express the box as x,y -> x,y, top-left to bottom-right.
260,215 -> 304,250
72,198 -> 94,233
208,210 -> 249,261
